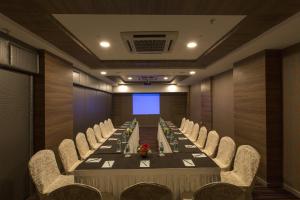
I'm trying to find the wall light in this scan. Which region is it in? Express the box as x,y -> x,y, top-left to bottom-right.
99,41 -> 110,48
167,85 -> 177,92
164,77 -> 168,80
189,71 -> 196,75
128,77 -> 133,80
118,85 -> 129,92
187,41 -> 197,48
100,71 -> 107,75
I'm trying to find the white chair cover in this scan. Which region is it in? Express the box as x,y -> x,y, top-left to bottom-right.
213,137 -> 236,171
86,128 -> 101,150
179,118 -> 186,131
75,132 -> 93,160
184,121 -> 194,135
181,119 -> 189,133
221,145 -> 260,200
58,139 -> 82,173
28,150 -> 74,196
202,130 -> 219,157
104,120 -> 113,136
93,124 -> 106,143
100,122 -> 110,139
108,118 -> 117,132
195,126 -> 208,149
188,123 -> 199,142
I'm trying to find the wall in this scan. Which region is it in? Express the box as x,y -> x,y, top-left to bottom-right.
212,70 -> 234,138
113,84 -> 188,93
112,93 -> 187,127
189,83 -> 202,124
282,43 -> 300,195
73,86 -> 112,135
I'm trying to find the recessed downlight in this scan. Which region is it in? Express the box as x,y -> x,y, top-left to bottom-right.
128,77 -> 133,80
99,41 -> 110,48
189,71 -> 196,75
187,41 -> 197,48
164,77 -> 168,80
100,71 -> 107,75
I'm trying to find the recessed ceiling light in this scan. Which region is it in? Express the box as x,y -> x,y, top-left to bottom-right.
128,77 -> 133,80
190,71 -> 196,75
187,42 -> 197,48
100,71 -> 107,75
164,77 -> 168,80
99,41 -> 110,48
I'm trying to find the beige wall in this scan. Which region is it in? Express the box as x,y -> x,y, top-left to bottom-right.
212,70 -> 234,138
189,82 -> 202,125
283,43 -> 300,194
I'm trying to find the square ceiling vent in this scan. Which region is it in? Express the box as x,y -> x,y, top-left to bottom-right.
121,31 -> 178,54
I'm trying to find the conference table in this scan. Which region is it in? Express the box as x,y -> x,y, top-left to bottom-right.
74,120 -> 220,200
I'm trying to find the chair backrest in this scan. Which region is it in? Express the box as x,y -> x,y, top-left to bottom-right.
233,145 -> 261,187
86,128 -> 99,150
215,137 -> 236,169
189,123 -> 200,142
203,130 -> 220,157
75,132 -> 91,160
185,121 -> 194,135
58,139 -> 80,173
48,183 -> 102,200
182,119 -> 189,132
99,122 -> 109,138
196,126 -> 208,149
104,120 -> 112,133
180,118 -> 186,129
193,182 -> 244,200
93,124 -> 104,142
108,118 -> 115,130
28,150 -> 61,194
120,183 -> 172,200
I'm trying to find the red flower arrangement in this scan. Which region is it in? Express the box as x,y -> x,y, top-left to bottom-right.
137,144 -> 151,158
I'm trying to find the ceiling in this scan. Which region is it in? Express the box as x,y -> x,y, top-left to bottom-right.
1,0 -> 300,86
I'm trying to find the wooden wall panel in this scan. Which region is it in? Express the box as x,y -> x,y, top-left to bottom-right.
201,78 -> 213,130
234,50 -> 282,186
189,83 -> 202,125
73,86 -> 112,135
44,52 -> 73,150
112,93 -> 187,127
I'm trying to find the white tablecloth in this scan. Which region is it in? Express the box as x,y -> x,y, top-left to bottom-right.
127,122 -> 139,153
157,123 -> 173,153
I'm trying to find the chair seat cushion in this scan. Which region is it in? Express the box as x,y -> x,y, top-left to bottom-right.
221,171 -> 248,187
68,160 -> 82,173
44,175 -> 74,194
212,158 -> 230,170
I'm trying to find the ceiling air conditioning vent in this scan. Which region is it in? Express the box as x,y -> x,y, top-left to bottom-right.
121,31 -> 178,54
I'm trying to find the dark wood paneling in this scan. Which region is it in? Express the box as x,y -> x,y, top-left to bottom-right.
1,1 -> 300,69
201,78 -> 213,130
234,50 -> 282,186
44,52 -> 74,150
112,93 -> 187,127
73,86 -> 112,135
190,82 -> 202,124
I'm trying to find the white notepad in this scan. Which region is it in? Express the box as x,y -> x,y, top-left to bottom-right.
85,158 -> 102,163
174,132 -> 182,135
108,138 -> 118,141
114,132 -> 122,136
178,137 -> 188,140
102,160 -> 115,168
192,153 -> 207,158
183,159 -> 195,167
185,145 -> 197,148
140,160 -> 150,168
100,145 -> 112,149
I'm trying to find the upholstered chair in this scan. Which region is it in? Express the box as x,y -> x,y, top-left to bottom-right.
221,145 -> 261,200
75,132 -> 93,160
184,121 -> 194,136
47,183 -> 103,200
86,128 -> 101,150
108,118 -> 117,132
100,122 -> 110,139
120,183 -> 172,200
188,123 -> 199,142
179,118 -> 186,131
193,182 -> 244,200
212,137 -> 236,171
104,120 -> 113,136
181,119 -> 189,133
28,150 -> 74,198
202,130 -> 220,157
93,124 -> 106,143
194,126 -> 208,149
58,139 -> 82,173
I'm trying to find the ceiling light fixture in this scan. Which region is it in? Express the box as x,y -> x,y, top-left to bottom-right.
164,77 -> 168,80
100,71 -> 107,75
187,41 -> 197,48
128,77 -> 133,80
190,71 -> 196,75
99,41 -> 110,48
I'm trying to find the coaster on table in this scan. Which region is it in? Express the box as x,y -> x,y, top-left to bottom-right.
108,138 -> 118,141
178,137 -> 188,140
192,153 -> 206,158
185,145 -> 197,148
183,159 -> 195,167
114,132 -> 122,136
85,158 -> 102,163
100,145 -> 112,149
102,160 -> 115,168
139,160 -> 150,168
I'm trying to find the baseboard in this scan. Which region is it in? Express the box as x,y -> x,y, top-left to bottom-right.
256,176 -> 268,186
284,183 -> 300,198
